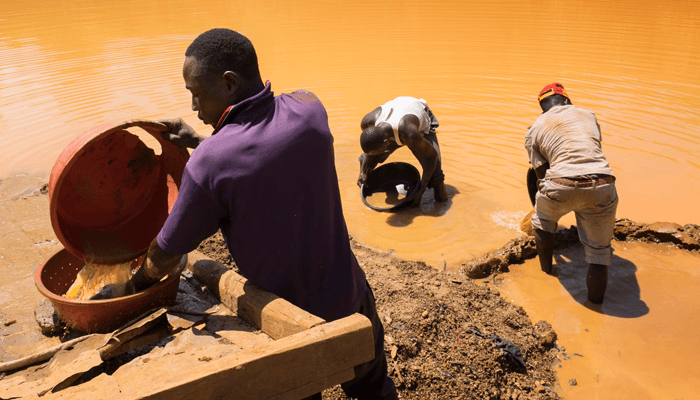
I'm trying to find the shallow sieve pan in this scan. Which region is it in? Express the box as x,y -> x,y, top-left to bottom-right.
361,162 -> 420,211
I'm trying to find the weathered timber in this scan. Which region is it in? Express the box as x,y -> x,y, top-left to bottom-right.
187,251 -> 326,340
0,334 -> 96,373
47,313 -> 374,400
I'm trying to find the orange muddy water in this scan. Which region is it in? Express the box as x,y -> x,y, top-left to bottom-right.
1,0 -> 699,398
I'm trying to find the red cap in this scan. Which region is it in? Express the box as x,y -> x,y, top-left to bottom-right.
538,83 -> 569,102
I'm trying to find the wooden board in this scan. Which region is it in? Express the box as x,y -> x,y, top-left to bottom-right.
47,313 -> 374,400
186,251 -> 326,340
41,252 -> 375,400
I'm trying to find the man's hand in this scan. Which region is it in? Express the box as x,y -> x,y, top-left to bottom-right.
156,118 -> 205,149
357,171 -> 368,188
129,238 -> 183,293
405,186 -> 426,208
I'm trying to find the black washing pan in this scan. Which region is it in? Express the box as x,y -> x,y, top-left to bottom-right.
361,162 -> 420,211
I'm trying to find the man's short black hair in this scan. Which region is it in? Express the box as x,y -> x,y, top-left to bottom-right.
186,28 -> 260,78
540,94 -> 572,113
360,126 -> 388,154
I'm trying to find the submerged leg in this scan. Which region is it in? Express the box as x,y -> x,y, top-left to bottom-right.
434,181 -> 448,202
534,229 -> 554,274
587,263 -> 608,304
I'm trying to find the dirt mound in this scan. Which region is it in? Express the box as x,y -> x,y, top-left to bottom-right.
460,226 -> 578,279
614,219 -> 700,251
459,218 -> 700,281
198,234 -> 561,399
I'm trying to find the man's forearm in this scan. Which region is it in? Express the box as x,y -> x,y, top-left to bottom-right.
132,237 -> 183,291
360,153 -> 382,176
534,163 -> 550,180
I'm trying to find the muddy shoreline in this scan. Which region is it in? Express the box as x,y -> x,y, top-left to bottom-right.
199,232 -> 562,399
461,220 -> 700,279
2,180 -> 699,398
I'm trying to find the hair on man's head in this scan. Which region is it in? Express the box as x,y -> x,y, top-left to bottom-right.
186,28 -> 260,78
539,94 -> 572,113
360,126 -> 388,154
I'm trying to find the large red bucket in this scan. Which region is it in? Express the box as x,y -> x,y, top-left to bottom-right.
48,120 -> 190,264
36,120 -> 190,333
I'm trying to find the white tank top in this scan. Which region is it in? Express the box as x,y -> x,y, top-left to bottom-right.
374,96 -> 430,146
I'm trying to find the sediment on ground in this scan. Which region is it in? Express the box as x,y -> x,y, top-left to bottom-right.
198,216 -> 700,399
198,234 -> 562,400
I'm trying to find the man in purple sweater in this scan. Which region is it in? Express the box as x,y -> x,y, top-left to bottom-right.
130,29 -> 396,399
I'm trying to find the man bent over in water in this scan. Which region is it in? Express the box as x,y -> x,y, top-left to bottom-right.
357,96 -> 448,207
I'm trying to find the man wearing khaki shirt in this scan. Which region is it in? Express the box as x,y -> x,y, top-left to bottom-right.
525,83 -> 618,304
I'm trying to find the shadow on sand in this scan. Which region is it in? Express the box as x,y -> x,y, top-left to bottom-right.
385,184 -> 459,227
551,244 -> 649,318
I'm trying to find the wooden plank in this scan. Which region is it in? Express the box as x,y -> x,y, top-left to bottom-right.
99,324 -> 172,360
110,313 -> 375,400
187,251 -> 326,340
268,368 -> 355,400
0,334 -> 96,373
99,309 -> 168,359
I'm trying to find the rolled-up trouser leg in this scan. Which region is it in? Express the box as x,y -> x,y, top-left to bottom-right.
575,183 -> 618,266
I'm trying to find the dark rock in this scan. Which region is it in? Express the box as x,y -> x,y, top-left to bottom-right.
34,298 -> 63,335
642,222 -> 683,244
461,237 -> 536,279
674,231 -> 700,250
534,320 -> 557,348
614,218 -> 639,240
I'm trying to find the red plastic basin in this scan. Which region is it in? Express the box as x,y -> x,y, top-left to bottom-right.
35,248 -> 186,333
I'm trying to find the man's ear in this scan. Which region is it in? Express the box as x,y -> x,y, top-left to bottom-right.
222,71 -> 240,92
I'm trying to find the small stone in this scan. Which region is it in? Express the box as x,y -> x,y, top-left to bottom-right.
535,385 -> 546,393
569,378 -> 578,386
4,319 -> 17,327
648,221 -> 681,234
534,320 -> 557,348
390,345 -> 398,359
421,310 -> 429,318
34,298 -> 62,335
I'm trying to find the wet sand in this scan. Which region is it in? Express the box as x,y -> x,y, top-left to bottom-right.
2,175 -> 700,399
0,173 -> 64,362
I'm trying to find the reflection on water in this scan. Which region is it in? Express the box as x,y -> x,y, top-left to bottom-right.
1,0 -> 699,397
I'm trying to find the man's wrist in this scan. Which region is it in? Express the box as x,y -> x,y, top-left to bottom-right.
131,266 -> 156,292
